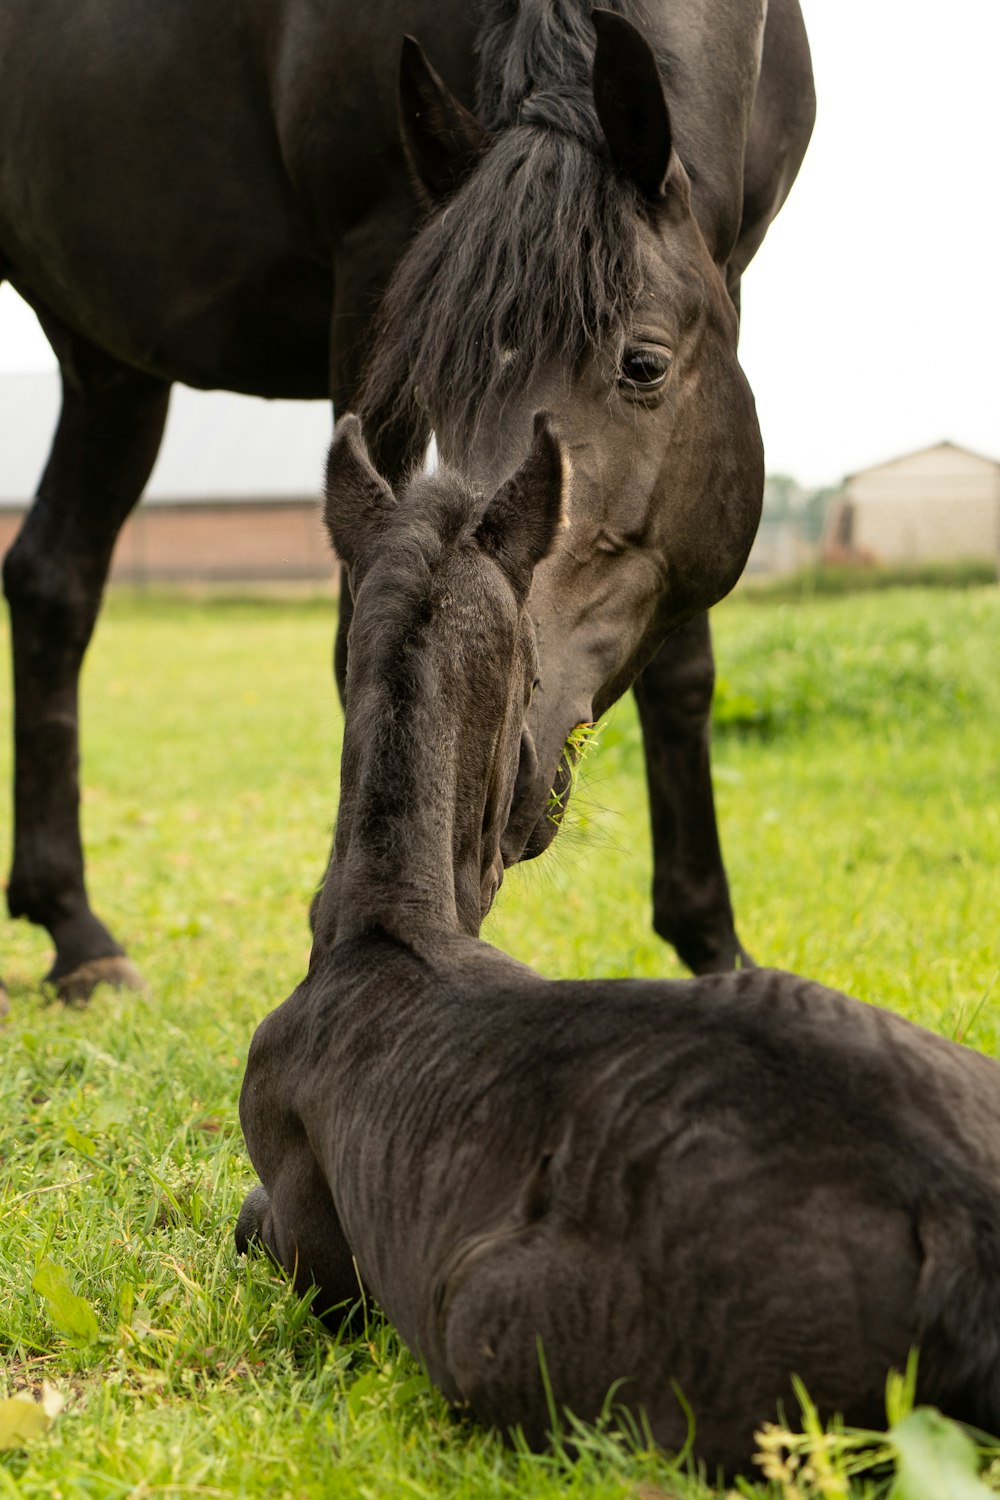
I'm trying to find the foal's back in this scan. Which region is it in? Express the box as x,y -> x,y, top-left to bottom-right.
300,945 -> 1000,1472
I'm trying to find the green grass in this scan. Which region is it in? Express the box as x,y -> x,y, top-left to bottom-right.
1,583 -> 999,1497
741,556 -> 998,602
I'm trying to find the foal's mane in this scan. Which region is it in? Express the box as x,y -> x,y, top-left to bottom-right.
359,0 -> 661,445
348,471 -> 493,721
342,469 -> 509,851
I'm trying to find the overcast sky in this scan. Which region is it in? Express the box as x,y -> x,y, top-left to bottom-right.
739,0 -> 1000,484
1,0 -> 997,488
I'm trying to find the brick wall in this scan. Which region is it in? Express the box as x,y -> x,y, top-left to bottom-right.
0,498 -> 338,584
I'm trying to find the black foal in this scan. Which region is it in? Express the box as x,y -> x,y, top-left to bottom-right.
237,413 -> 1000,1475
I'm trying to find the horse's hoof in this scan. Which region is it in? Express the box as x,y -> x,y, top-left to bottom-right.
0,979 -> 9,1020
684,942 -> 756,977
53,955 -> 148,1004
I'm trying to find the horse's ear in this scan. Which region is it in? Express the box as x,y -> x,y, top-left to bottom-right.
591,9 -> 683,204
324,415 -> 396,572
476,413 -> 569,596
399,36 -> 490,207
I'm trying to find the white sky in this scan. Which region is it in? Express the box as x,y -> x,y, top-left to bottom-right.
2,0 -> 997,489
739,0 -> 1000,484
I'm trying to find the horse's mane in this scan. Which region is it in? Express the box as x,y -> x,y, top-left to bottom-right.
359,0 -> 656,447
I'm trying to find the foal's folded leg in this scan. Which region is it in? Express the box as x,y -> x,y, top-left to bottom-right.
234,1183 -> 272,1255
235,1156 -> 365,1329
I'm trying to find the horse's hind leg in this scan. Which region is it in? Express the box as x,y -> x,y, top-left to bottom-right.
2,319 -> 170,999
632,612 -> 752,974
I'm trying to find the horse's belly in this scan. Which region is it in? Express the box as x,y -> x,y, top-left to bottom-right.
4,246 -> 334,398
0,0 -> 398,396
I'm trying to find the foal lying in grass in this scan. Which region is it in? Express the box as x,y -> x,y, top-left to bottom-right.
237,413 -> 1000,1475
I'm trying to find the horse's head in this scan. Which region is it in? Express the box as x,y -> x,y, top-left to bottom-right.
322,412 -> 567,935
363,11 -> 764,865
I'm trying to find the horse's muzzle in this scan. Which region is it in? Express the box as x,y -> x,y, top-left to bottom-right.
501,724 -> 576,867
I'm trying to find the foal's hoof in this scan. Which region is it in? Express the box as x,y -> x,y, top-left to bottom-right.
235,1185 -> 271,1256
53,955 -> 148,1004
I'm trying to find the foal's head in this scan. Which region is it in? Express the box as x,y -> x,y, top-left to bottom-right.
323,413 -> 568,934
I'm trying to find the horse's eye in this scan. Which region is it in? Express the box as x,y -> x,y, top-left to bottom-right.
619,347 -> 672,392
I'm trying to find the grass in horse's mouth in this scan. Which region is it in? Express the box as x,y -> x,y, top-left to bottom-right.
547,719 -> 605,824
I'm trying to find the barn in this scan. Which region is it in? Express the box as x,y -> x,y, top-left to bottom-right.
822,441 -> 1000,569
0,372 -> 337,585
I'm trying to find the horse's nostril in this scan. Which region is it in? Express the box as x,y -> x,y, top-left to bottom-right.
500,835 -> 519,869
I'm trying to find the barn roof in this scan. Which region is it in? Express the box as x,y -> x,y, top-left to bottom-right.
844,439 -> 1000,484
0,372 -> 334,505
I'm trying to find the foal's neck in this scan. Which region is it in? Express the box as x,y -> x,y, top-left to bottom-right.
313,661 -> 486,953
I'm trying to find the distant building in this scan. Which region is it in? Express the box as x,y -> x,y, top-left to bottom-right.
822,441 -> 1000,569
0,372 -> 337,583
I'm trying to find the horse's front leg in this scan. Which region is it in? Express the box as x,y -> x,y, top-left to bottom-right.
632,612 -> 752,974
2,322 -> 170,1000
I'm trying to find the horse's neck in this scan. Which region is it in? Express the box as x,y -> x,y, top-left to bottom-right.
313,682 -> 482,950
649,0 -> 768,260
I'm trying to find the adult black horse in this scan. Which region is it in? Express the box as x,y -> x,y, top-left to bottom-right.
0,1 -> 814,1000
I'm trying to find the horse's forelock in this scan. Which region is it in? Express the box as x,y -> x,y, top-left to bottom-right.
359,1 -> 658,446
359,127 -> 644,446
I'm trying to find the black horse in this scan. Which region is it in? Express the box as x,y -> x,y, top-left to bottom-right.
0,1 -> 814,999
239,415 -> 1000,1476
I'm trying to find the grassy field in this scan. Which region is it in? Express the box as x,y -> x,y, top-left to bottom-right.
1,582 -> 998,1497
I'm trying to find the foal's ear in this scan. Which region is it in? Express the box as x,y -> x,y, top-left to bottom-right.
591,9 -> 684,205
324,415 -> 396,572
399,36 -> 490,207
476,413 -> 569,595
